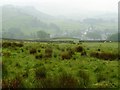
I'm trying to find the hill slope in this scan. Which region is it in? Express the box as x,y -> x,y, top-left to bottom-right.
1,5 -> 118,40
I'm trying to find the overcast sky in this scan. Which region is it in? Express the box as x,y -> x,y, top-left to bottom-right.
0,0 -> 119,16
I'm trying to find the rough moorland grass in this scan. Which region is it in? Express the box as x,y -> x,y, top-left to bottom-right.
60,51 -> 71,60
2,41 -> 119,88
90,51 -> 118,60
2,42 -> 24,48
44,47 -> 53,58
75,45 -> 84,52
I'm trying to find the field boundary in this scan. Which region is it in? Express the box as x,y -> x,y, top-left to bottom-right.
1,38 -> 118,43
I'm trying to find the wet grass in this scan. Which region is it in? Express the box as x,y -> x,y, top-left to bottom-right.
2,41 -> 119,88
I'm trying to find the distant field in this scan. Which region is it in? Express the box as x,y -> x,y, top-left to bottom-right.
1,40 -> 119,88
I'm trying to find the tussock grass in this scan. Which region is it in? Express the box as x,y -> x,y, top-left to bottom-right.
75,45 -> 84,52
2,41 -> 119,88
29,48 -> 37,54
90,52 -> 118,60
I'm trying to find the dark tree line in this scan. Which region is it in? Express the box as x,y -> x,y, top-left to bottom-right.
2,28 -> 50,40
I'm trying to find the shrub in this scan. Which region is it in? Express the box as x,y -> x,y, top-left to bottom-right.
61,51 -> 72,60
44,48 -> 53,58
11,42 -> 17,47
15,63 -> 21,68
58,72 -> 78,88
16,43 -> 24,47
45,48 -> 52,54
35,54 -> 43,60
99,52 -> 118,60
11,42 -> 24,47
97,49 -> 101,51
90,52 -> 118,60
77,69 -> 90,88
22,70 -> 29,78
87,48 -> 90,50
35,66 -> 47,79
66,48 -> 75,56
2,62 -> 8,78
75,45 -> 83,52
21,49 -> 24,52
2,42 -> 24,48
90,52 -> 99,58
81,51 -> 87,56
3,51 -> 11,57
38,50 -> 41,52
96,72 -> 108,82
29,48 -> 37,54
2,42 -> 11,48
2,77 -> 23,88
35,77 -> 54,88
53,53 -> 57,58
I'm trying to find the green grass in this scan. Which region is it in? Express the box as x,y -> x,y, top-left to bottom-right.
2,41 -> 119,88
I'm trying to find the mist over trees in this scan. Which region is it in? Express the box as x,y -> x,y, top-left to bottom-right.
107,33 -> 120,41
36,31 -> 50,39
85,32 -> 102,40
2,28 -> 25,39
1,5 -> 118,41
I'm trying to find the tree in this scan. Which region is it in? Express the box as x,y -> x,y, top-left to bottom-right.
107,33 -> 120,41
37,30 -> 50,39
2,28 -> 25,39
86,32 -> 102,40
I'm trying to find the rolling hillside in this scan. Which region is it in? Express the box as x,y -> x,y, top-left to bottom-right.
1,5 -> 118,40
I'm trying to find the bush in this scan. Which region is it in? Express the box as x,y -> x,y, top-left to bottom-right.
96,72 -> 108,83
16,43 -> 24,47
22,70 -> 29,78
66,47 -> 75,56
3,51 -> 11,57
11,42 -> 24,47
35,77 -> 54,88
75,46 -> 83,52
87,48 -> 90,50
97,49 -> 101,51
99,52 -> 118,60
77,69 -> 90,88
35,66 -> 47,79
38,50 -> 41,52
2,77 -> 23,88
11,42 -> 18,47
15,63 -> 21,68
35,54 -> 43,60
58,72 -> 78,88
44,48 -> 53,58
90,52 -> 118,60
29,48 -> 37,54
53,53 -> 57,58
81,51 -> 87,56
90,52 -> 99,58
2,42 -> 11,48
61,51 -> 72,60
2,42 -> 24,48
2,62 -> 8,78
20,49 -> 24,52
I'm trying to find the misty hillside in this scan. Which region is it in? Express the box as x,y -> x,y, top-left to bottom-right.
1,5 -> 118,40
2,5 -> 59,34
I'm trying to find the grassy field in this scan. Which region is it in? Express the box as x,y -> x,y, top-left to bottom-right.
1,41 -> 119,88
